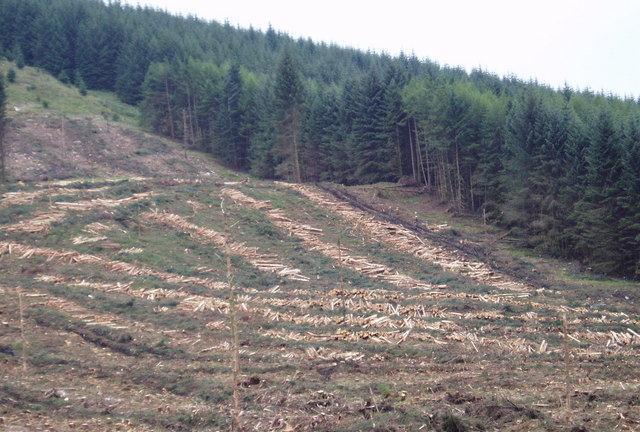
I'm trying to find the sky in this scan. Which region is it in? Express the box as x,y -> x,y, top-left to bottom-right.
120,0 -> 640,98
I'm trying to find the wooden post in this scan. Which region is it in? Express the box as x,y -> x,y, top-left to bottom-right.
221,199 -> 241,430
18,288 -> 27,373
563,312 -> 572,422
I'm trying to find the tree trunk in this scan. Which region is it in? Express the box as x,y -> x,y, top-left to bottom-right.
292,108 -> 302,183
455,142 -> 463,211
164,76 -> 175,139
395,125 -> 403,178
420,127 -> 432,190
408,121 -> 417,183
414,119 -> 428,186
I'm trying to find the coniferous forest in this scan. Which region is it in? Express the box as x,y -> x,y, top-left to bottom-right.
1,0 -> 639,278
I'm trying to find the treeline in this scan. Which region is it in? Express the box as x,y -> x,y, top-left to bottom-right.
1,0 -> 639,277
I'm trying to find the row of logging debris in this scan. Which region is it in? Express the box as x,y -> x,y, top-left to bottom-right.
280,182 -> 530,292
36,274 -> 232,316
0,241 -> 227,292
144,210 -> 309,282
3,211 -> 68,234
221,188 -> 431,290
1,191 -> 153,234
36,176 -> 148,188
53,192 -> 153,211
0,186 -> 110,207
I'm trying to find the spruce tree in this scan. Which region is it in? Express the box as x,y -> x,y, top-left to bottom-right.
215,64 -> 247,169
274,50 -> 304,182
352,70 -> 396,184
617,116 -> 640,276
250,84 -> 277,178
574,109 -> 626,274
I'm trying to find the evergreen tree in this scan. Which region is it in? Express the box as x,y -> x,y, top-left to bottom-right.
215,64 -> 248,169
141,62 -> 178,139
502,91 -> 548,235
574,109 -> 626,274
33,11 -> 69,76
274,50 -> 304,181
115,35 -> 150,104
75,71 -> 88,96
617,116 -> 640,276
250,84 -> 277,178
7,68 -> 16,83
352,70 -> 397,184
14,46 -> 25,69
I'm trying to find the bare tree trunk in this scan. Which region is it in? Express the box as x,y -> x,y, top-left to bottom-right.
395,125 -> 403,178
419,126 -> 432,190
292,108 -> 302,183
445,153 -> 455,203
455,142 -> 463,211
469,167 -> 475,212
193,93 -> 201,147
164,76 -> 175,139
182,109 -> 188,161
185,85 -> 195,146
408,121 -> 417,183
414,120 -> 428,186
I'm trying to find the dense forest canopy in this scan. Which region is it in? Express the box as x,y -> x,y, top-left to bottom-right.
1,0 -> 639,278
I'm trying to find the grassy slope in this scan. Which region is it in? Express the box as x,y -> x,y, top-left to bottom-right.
2,61 -> 139,127
0,66 -> 638,432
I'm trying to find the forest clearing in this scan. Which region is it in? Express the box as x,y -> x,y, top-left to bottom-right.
1,169 -> 639,431
1,1 -> 640,430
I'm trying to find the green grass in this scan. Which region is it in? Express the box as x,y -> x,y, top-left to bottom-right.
1,60 -> 139,127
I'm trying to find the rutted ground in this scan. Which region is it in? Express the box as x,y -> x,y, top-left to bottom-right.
1,174 -> 639,432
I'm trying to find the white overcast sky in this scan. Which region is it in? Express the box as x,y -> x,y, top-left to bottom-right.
120,0 -> 640,98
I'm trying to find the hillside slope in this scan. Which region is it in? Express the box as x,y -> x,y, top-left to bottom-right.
1,66 -> 639,432
2,62 -> 223,182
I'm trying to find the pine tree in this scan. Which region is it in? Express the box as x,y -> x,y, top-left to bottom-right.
33,12 -> 69,76
215,64 -> 247,169
274,50 -> 304,182
14,46 -> 25,69
617,116 -> 640,276
140,62 -> 177,139
75,71 -> 88,96
502,91 -> 548,235
352,70 -> 397,184
574,109 -> 626,274
115,35 -> 150,104
250,84 -> 277,178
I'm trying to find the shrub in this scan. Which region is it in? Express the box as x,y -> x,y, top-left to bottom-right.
7,68 -> 16,83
